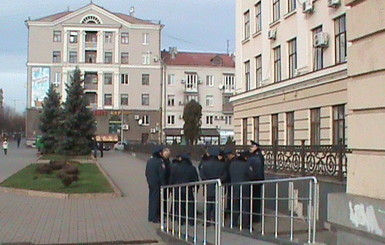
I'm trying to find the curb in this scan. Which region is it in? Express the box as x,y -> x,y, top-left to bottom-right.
95,160 -> 124,197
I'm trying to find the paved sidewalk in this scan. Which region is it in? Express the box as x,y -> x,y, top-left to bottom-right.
0,144 -> 164,244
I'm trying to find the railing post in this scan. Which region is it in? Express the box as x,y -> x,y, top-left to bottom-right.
273,140 -> 278,172
300,140 -> 306,176
337,139 -> 344,181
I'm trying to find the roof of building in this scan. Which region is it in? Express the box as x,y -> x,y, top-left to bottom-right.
32,4 -> 158,26
162,51 -> 235,68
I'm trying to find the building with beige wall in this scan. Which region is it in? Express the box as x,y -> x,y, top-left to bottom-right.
26,3 -> 163,143
161,50 -> 235,145
232,0 -> 348,146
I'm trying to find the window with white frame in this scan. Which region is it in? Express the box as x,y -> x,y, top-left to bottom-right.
121,32 -> 129,44
186,73 -> 198,90
105,32 -> 113,43
121,94 -> 129,106
141,115 -> 150,125
142,94 -> 150,106
167,115 -> 175,125
206,75 -> 214,86
288,38 -> 297,78
53,51 -> 61,63
224,74 -> 235,91
53,72 -> 61,86
206,95 -> 214,106
105,52 -> 113,64
121,74 -> 129,84
142,54 -> 151,65
313,26 -> 324,71
273,46 -> 282,82
255,2 -> 262,33
225,115 -> 232,125
53,31 -> 61,42
168,74 -> 175,85
142,74 -> 150,85
244,10 -> 250,40
287,0 -> 296,13
167,95 -> 175,106
69,51 -> 77,63
104,94 -> 112,106
121,52 -> 129,64
143,33 -> 149,45
69,31 -> 78,43
272,0 -> 280,22
245,60 -> 251,90
104,73 -> 113,85
185,95 -> 198,103
206,115 -> 214,125
335,15 -> 347,64
255,55 -> 262,87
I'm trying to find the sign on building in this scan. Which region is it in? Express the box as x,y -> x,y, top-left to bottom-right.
31,67 -> 50,108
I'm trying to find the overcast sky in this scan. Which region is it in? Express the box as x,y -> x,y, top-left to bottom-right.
0,0 -> 235,112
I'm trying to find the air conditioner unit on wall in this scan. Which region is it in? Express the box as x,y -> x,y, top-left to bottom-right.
268,29 -> 277,40
314,32 -> 329,48
134,115 -> 140,120
302,0 -> 314,13
122,124 -> 129,130
328,0 -> 341,7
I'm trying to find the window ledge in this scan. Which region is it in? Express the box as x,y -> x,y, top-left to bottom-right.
284,10 -> 297,20
241,38 -> 251,45
252,31 -> 262,38
269,20 -> 281,28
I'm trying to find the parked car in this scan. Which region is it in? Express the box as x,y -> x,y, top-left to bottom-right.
114,141 -> 126,151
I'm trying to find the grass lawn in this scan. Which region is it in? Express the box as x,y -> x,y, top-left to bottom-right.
0,164 -> 114,194
40,154 -> 93,161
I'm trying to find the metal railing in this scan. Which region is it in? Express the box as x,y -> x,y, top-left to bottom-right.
161,179 -> 223,245
222,176 -> 319,244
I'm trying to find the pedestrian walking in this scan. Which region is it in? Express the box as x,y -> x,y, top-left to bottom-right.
98,141 -> 104,158
3,138 -> 9,155
145,146 -> 167,223
199,147 -> 227,224
229,151 -> 251,227
16,133 -> 21,148
93,138 -> 98,158
169,153 -> 199,225
248,140 -> 265,223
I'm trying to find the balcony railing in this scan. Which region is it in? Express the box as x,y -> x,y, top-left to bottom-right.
85,41 -> 97,49
84,83 -> 98,90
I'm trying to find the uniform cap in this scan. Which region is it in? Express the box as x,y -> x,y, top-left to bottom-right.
250,140 -> 260,147
207,147 -> 221,157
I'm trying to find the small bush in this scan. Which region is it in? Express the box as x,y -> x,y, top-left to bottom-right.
61,174 -> 79,187
62,165 -> 79,175
50,160 -> 67,170
36,164 -> 53,174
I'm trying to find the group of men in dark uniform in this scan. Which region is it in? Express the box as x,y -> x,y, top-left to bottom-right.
145,140 -> 265,227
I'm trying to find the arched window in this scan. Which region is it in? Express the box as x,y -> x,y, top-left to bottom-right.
81,15 -> 102,24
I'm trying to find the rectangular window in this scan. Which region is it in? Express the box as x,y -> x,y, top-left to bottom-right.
333,105 -> 345,145
273,0 -> 280,22
105,32 -> 113,43
274,46 -> 282,82
335,15 -> 347,64
186,73 -> 198,91
225,116 -> 232,125
242,118 -> 248,145
244,10 -> 250,40
167,115 -> 175,125
224,74 -> 235,91
272,114 -> 279,145
313,26 -> 324,71
69,51 -> 77,63
53,72 -> 61,86
142,54 -> 151,65
85,51 -> 97,63
142,94 -> 149,106
85,32 -> 97,42
255,55 -> 262,87
310,108 -> 321,145
104,73 -> 113,85
206,115 -> 214,125
286,112 -> 294,145
141,115 -> 150,125
104,94 -> 112,106
69,31 -> 78,43
245,60 -> 251,91
85,92 -> 97,105
121,74 -> 129,84
53,51 -> 61,63
121,32 -> 129,44
185,95 -> 198,103
120,94 -> 129,106
121,52 -> 129,64
168,74 -> 175,85
288,38 -> 297,78
84,72 -> 98,84
254,116 -> 260,142
167,95 -> 175,106
143,33 -> 149,45
142,74 -> 150,85
105,52 -> 113,64
53,31 -> 61,42
287,0 -> 296,13
206,95 -> 213,106
206,75 -> 214,86
255,2 -> 262,33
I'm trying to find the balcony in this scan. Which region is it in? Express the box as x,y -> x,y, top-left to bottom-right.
84,73 -> 98,90
85,31 -> 97,49
85,42 -> 97,49
184,82 -> 198,93
222,103 -> 233,113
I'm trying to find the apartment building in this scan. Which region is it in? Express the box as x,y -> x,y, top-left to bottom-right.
162,49 -> 235,145
25,3 -> 163,143
233,0 -> 348,146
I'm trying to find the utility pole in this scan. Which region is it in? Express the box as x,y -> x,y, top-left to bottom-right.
226,40 -> 230,55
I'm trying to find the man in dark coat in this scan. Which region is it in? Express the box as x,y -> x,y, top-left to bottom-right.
98,141 -> 104,158
169,153 -> 199,225
145,146 -> 167,223
223,149 -> 236,215
229,151 -> 251,227
248,140 -> 265,223
199,147 -> 227,223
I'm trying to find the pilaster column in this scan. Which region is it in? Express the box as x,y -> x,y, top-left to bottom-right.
79,31 -> 85,63
97,71 -> 104,108
113,73 -> 120,108
114,31 -> 119,63
62,71 -> 68,102
97,31 -> 103,63
63,31 -> 68,62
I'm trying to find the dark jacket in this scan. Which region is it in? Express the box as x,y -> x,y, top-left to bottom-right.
169,159 -> 199,187
199,156 -> 227,197
247,151 -> 265,181
145,153 -> 167,187
229,157 -> 251,198
163,158 -> 172,185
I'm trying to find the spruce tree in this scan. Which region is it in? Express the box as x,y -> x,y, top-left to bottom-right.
183,100 -> 202,145
56,68 -> 96,155
39,84 -> 62,154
